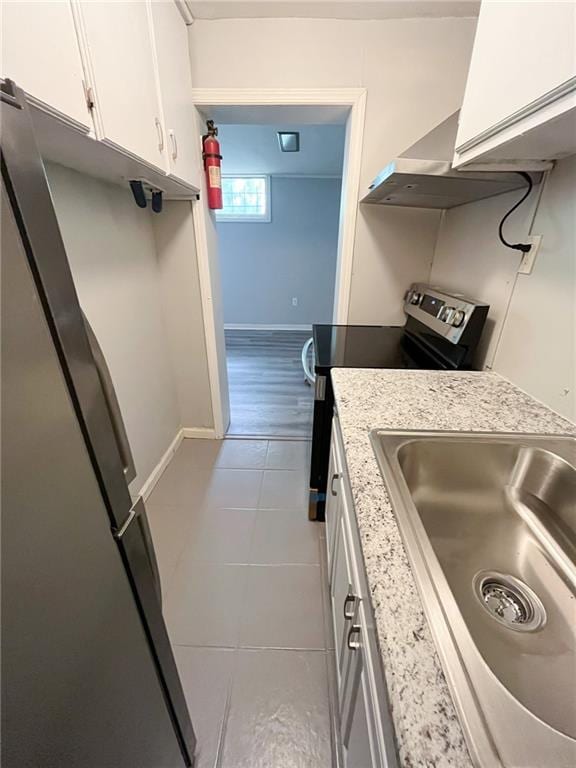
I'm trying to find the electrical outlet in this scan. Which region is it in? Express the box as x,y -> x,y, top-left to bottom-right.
518,234 -> 543,275
292,297 -> 298,307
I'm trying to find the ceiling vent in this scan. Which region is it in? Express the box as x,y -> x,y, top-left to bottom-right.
277,131 -> 300,153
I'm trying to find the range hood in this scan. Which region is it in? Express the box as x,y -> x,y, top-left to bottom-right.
361,112 -> 543,209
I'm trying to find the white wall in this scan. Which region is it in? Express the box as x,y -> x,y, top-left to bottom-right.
188,16 -> 478,324
218,176 -> 341,325
430,155 -> 576,421
45,164 -> 196,495
152,201 -> 214,428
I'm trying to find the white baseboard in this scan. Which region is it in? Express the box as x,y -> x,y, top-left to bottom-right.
139,429 -> 184,502
138,427 -> 219,501
182,427 -> 218,439
224,323 -> 312,332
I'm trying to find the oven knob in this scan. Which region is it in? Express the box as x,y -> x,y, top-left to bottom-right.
410,291 -> 422,305
451,309 -> 466,327
439,306 -> 454,322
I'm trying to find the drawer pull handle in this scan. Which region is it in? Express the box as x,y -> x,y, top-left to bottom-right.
331,473 -> 339,496
347,624 -> 361,651
343,593 -> 357,620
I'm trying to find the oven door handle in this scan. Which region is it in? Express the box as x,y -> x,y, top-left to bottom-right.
301,337 -> 316,386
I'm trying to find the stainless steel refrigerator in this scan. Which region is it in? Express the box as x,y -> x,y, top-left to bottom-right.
1,79 -> 196,767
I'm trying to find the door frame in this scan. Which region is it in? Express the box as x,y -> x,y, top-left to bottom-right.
190,88 -> 367,437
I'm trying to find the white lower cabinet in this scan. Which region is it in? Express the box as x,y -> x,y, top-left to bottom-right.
326,414 -> 397,768
341,605 -> 379,768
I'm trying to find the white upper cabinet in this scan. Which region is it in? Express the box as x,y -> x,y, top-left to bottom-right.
454,0 -> 576,166
0,1 -> 92,131
75,0 -> 166,171
149,0 -> 201,188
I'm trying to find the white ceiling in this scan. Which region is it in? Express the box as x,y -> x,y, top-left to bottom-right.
217,123 -> 346,175
187,0 -> 480,20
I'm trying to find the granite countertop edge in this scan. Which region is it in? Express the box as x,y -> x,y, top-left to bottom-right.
330,368 -> 575,768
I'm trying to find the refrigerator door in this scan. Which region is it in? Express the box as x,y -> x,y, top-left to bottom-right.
1,180 -> 188,767
1,79 -> 196,765
82,310 -> 137,485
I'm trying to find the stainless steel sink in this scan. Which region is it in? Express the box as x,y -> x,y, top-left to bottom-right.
370,431 -> 576,768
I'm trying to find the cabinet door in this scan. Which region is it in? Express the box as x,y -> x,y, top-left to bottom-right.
331,514 -> 353,682
149,0 -> 201,188
0,1 -> 91,130
341,607 -> 379,768
344,653 -> 377,768
77,0 -> 165,170
456,0 -> 576,152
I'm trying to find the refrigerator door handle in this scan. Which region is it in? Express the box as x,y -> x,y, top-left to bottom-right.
115,497 -> 163,607
82,311 -> 137,484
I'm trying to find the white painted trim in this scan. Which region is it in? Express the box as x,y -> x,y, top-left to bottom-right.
136,426 -> 219,501
333,88 -> 366,323
138,429 -> 184,501
182,427 -> 218,439
191,87 -> 366,436
224,323 -> 312,331
192,195 -> 226,438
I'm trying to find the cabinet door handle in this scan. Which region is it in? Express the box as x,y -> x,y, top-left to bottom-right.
169,128 -> 178,160
155,118 -> 164,152
347,624 -> 361,651
330,473 -> 339,496
343,593 -> 357,620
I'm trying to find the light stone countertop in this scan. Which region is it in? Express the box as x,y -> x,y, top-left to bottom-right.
330,369 -> 575,768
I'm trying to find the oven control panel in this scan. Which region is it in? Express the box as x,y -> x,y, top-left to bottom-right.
404,284 -> 489,344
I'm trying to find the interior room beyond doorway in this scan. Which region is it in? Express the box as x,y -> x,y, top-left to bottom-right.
212,113 -> 346,437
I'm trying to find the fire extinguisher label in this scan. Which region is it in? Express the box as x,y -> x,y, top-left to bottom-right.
208,166 -> 221,188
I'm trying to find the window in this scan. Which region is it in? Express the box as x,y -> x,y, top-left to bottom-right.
216,175 -> 271,223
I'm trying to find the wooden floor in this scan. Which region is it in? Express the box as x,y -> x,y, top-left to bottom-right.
225,329 -> 314,437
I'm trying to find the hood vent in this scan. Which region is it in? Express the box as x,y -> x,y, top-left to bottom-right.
361,112 -> 544,210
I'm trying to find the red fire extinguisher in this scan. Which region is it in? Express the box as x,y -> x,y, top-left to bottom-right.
202,119 -> 223,209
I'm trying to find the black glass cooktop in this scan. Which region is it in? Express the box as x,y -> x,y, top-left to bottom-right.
312,324 -> 439,371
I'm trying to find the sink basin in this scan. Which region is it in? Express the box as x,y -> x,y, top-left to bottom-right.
370,431 -> 576,768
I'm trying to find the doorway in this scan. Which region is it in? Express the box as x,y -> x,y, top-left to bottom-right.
214,119 -> 346,436
191,92 -> 367,438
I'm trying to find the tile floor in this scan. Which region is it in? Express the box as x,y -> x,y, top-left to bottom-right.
146,437 -> 337,768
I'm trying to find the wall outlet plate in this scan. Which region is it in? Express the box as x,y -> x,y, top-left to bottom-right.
518,234 -> 543,275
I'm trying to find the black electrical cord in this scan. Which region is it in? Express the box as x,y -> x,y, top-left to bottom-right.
497,171 -> 533,253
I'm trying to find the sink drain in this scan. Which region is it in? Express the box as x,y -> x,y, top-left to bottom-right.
473,572 -> 546,632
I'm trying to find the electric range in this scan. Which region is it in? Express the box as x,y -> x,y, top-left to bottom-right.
308,283 -> 489,521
